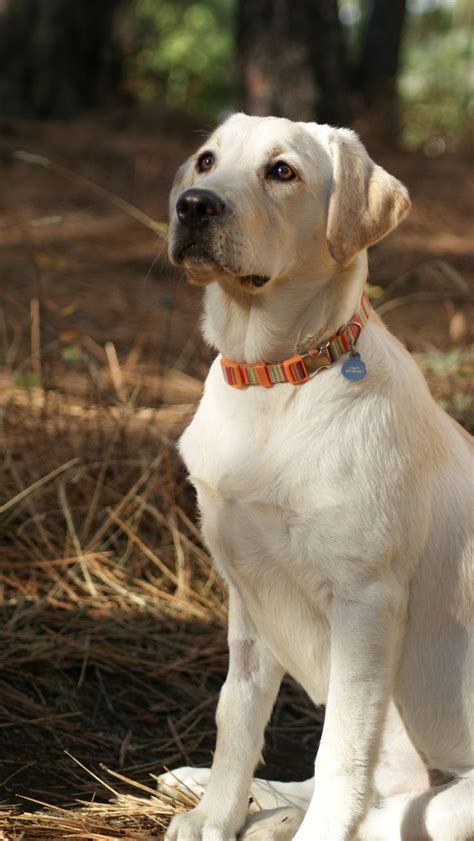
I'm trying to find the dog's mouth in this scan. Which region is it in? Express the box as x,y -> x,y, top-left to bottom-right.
177,242 -> 217,266
174,242 -> 222,284
175,244 -> 270,291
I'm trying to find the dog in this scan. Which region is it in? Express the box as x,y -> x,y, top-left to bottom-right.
162,114 -> 473,841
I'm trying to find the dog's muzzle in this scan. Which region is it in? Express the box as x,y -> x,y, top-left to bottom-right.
173,189 -> 269,289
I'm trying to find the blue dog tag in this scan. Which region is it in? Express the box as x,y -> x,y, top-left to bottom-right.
342,352 -> 367,382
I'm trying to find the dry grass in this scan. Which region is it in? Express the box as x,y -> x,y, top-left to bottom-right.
0,384 -> 222,838
0,350 -> 322,839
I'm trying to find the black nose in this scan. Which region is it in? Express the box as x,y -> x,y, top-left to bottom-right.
176,188 -> 226,227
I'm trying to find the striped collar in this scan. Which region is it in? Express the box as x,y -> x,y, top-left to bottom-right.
220,292 -> 371,388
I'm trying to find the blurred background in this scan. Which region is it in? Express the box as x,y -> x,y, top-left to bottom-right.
0,2 -> 473,838
0,0 -> 473,150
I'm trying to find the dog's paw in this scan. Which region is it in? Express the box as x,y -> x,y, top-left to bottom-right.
239,807 -> 304,841
158,767 -> 211,803
165,808 -> 236,841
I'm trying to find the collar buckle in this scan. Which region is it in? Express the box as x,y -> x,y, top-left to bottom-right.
302,343 -> 333,378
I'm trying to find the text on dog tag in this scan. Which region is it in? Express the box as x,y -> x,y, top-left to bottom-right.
342,352 -> 367,382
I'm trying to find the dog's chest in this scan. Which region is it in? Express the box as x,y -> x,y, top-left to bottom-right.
178,370 -> 336,593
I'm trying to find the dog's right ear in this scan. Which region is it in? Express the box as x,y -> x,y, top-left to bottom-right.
326,128 -> 411,267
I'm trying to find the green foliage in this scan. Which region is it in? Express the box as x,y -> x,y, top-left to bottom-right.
15,371 -> 40,388
340,0 -> 472,149
61,343 -> 84,362
128,0 -> 236,115
399,4 -> 473,150
416,345 -> 474,433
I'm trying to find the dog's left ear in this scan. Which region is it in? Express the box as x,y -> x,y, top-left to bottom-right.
326,128 -> 411,266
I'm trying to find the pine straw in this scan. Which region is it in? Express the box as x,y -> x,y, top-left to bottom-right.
0,370 -> 320,840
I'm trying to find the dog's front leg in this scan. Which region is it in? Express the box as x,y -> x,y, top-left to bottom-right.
166,586 -> 284,841
294,580 -> 405,841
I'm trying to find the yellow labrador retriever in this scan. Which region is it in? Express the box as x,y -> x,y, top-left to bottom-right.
162,114 -> 473,841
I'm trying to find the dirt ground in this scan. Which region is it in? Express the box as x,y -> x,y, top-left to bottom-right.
0,111 -> 472,838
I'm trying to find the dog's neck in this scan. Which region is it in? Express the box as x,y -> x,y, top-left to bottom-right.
202,252 -> 368,363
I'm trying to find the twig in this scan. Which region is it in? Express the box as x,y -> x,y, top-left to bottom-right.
0,458 -> 80,515
63,753 -> 120,798
14,151 -> 168,240
105,341 -> 127,403
376,289 -> 471,316
58,482 -> 97,597
30,297 -> 42,389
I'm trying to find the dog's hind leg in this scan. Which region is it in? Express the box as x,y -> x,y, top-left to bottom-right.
238,776 -> 474,841
359,701 -> 474,840
165,586 -> 284,841
359,773 -> 474,841
248,778 -> 313,811
158,767 -> 212,804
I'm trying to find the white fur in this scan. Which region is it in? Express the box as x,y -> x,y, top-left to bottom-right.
164,114 -> 474,841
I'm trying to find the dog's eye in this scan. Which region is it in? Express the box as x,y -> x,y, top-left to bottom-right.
197,152 -> 215,173
267,161 -> 296,181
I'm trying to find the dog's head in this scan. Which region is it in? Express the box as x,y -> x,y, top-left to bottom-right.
168,113 -> 410,291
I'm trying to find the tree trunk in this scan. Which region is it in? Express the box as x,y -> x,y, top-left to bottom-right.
355,0 -> 407,141
304,0 -> 351,126
0,0 -> 124,118
236,0 -> 350,126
